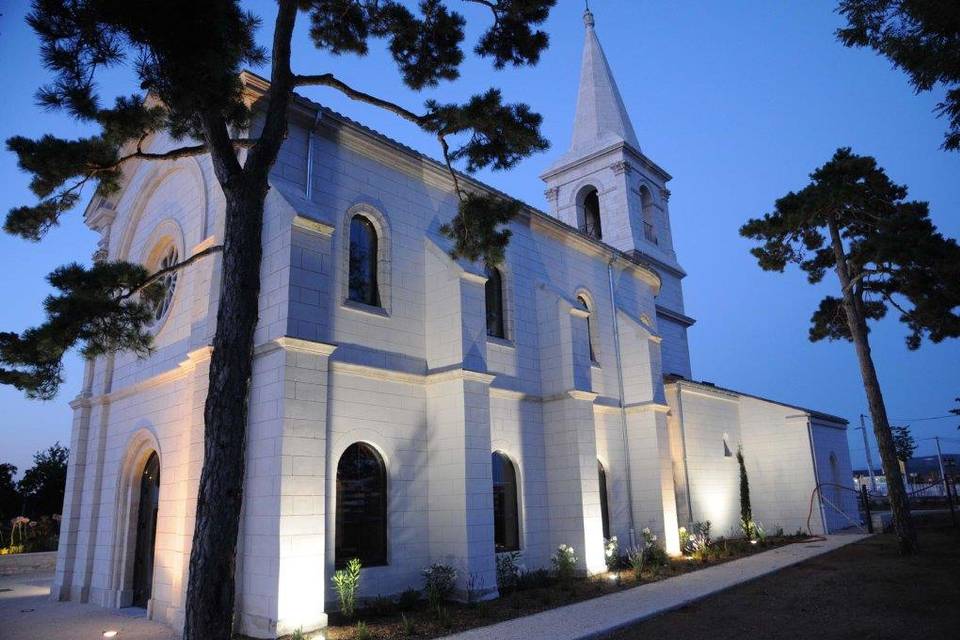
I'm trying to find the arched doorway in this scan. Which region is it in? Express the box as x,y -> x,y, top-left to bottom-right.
131,452 -> 160,607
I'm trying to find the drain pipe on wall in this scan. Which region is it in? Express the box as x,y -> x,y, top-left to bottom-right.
305,110 -> 324,201
608,258 -> 637,548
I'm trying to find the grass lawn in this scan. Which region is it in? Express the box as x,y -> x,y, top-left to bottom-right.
603,518 -> 960,640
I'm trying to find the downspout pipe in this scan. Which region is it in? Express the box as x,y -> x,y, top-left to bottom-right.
608,259 -> 637,547
305,110 -> 324,200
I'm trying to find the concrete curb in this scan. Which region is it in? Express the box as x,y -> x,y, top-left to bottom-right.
440,535 -> 871,640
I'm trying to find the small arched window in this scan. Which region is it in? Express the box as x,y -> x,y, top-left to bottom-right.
348,215 -> 380,307
485,266 -> 506,339
598,460 -> 611,540
582,189 -> 602,239
336,443 -> 387,567
492,452 -> 520,552
149,244 -> 179,324
723,433 -> 733,458
577,295 -> 596,363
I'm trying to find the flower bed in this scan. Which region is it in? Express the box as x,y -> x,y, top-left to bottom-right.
312,532 -> 809,640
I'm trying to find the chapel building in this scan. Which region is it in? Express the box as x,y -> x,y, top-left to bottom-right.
52,9 -> 858,637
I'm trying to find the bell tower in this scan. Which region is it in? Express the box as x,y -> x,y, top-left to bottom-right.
540,7 -> 694,378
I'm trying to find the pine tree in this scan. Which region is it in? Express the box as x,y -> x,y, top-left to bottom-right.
837,1 -> 960,151
2,2 -> 556,638
740,147 -> 960,555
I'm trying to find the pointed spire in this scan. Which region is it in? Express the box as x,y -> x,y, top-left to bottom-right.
567,7 -> 640,157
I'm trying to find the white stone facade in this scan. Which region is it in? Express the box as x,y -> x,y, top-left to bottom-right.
52,10 -> 856,638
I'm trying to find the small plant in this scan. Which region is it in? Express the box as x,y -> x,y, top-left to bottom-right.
678,526 -> 691,554
516,568 -> 552,591
496,551 -> 523,591
397,588 -> 421,612
625,544 -> 646,580
551,544 -> 577,583
354,621 -> 371,640
604,536 -> 620,571
290,628 -> 305,640
465,572 -> 484,607
368,594 -> 395,617
436,606 -> 453,628
688,521 -> 712,561
400,613 -> 416,637
422,563 -> 457,613
331,558 -> 362,619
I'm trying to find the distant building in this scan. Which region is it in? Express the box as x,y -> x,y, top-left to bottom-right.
853,453 -> 959,494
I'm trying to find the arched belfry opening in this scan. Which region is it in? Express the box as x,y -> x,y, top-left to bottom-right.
132,451 -> 160,608
581,188 -> 602,239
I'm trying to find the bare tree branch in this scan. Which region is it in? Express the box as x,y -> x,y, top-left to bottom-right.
293,73 -> 429,126
90,138 -> 258,175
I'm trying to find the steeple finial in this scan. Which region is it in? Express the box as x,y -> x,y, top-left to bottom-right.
583,3 -> 595,29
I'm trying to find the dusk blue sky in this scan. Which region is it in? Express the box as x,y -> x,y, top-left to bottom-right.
1,1 -> 958,477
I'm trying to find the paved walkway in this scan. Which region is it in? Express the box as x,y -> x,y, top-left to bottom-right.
0,570 -> 177,640
442,534 -> 871,640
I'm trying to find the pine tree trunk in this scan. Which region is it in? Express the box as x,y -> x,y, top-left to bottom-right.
183,177 -> 267,640
827,216 -> 916,554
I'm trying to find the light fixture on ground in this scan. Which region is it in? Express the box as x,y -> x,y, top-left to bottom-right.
102,631 -> 118,638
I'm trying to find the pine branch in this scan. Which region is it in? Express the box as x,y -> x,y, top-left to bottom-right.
93,138 -> 257,174
117,244 -> 223,301
293,73 -> 429,126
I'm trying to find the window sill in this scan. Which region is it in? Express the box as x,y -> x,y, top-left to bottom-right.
487,336 -> 515,349
342,299 -> 390,318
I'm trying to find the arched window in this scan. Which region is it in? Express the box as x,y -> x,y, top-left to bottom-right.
492,452 -> 520,552
348,215 -> 380,307
577,295 -> 596,363
336,443 -> 387,567
485,266 -> 506,339
582,189 -> 602,239
150,244 -> 179,324
723,433 -> 733,458
598,460 -> 611,540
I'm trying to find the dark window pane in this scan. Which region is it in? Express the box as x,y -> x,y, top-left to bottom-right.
583,190 -> 602,239
336,443 -> 387,567
578,295 -> 595,362
598,461 -> 610,540
348,216 -> 380,307
492,452 -> 520,551
485,266 -> 505,339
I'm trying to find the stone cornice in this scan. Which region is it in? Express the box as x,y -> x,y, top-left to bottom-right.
655,305 -> 696,327
255,336 -> 338,358
76,346 -> 212,408
292,214 -> 335,237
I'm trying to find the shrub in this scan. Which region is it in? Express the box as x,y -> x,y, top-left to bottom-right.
679,526 -> 691,554
354,621 -> 371,640
641,528 -> 668,567
400,613 -> 416,637
496,551 -> 523,591
397,588 -> 421,612
290,628 -> 305,640
331,558 -> 362,619
688,521 -> 712,560
367,594 -> 395,617
552,544 -> 577,583
422,563 -> 457,612
516,568 -> 552,591
625,545 -> 645,580
604,536 -> 620,571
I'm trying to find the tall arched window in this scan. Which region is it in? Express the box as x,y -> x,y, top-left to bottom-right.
336,443 -> 387,567
147,243 -> 179,325
598,460 -> 610,540
577,295 -> 596,363
485,266 -> 506,339
492,452 -> 520,552
348,215 -> 380,307
582,189 -> 602,240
